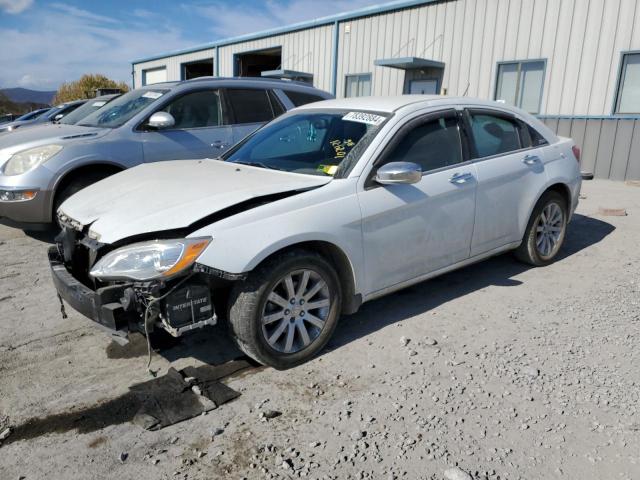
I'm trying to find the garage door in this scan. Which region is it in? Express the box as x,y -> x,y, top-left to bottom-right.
143,67 -> 167,85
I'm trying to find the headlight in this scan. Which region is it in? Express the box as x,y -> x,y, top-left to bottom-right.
3,144 -> 63,176
89,237 -> 212,281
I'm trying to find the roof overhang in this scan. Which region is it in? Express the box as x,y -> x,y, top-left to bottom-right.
374,57 -> 445,70
261,69 -> 314,80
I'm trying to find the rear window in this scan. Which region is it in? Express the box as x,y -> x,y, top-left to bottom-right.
226,88 -> 274,124
284,90 -> 325,107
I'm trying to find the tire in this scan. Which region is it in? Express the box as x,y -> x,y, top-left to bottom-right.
53,172 -> 115,226
228,249 -> 342,369
515,190 -> 568,266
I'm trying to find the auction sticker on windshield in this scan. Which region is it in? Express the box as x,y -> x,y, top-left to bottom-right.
342,111 -> 385,126
142,91 -> 164,99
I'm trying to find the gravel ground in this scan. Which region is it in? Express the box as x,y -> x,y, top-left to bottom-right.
0,179 -> 638,480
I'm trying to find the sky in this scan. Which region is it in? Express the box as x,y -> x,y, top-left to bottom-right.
0,0 -> 382,91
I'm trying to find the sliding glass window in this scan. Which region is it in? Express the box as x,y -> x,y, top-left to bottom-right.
615,52 -> 640,114
495,60 -> 545,114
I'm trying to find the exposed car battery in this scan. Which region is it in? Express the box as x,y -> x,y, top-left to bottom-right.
162,284 -> 216,336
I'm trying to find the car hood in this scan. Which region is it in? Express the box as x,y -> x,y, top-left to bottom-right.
59,159 -> 333,244
0,123 -> 110,158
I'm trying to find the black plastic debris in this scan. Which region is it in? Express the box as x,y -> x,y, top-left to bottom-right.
131,361 -> 252,431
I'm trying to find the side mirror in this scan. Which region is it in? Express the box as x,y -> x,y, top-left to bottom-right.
54,114 -> 64,121
147,111 -> 175,130
375,161 -> 422,185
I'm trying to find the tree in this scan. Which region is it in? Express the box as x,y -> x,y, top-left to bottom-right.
53,74 -> 129,104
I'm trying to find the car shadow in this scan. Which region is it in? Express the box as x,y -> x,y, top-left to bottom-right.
24,227 -> 59,244
128,213 -> 614,369
326,213 -> 614,353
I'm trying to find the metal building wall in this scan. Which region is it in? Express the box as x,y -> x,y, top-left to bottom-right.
216,25 -> 334,92
133,49 -> 216,87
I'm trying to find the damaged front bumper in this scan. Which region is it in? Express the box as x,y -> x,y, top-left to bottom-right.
49,246 -> 134,344
49,246 -> 219,345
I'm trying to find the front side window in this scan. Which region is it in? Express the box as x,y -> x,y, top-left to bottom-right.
224,110 -> 389,176
469,112 -> 521,158
79,89 -> 168,128
345,74 -> 372,97
495,60 -> 545,114
615,52 -> 640,114
159,90 -> 222,129
226,88 -> 274,124
384,115 -> 463,172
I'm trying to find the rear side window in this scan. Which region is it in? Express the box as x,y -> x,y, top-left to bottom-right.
268,90 -> 286,116
226,88 -> 274,124
469,113 -> 521,158
284,90 -> 325,107
528,125 -> 548,146
385,115 -> 463,172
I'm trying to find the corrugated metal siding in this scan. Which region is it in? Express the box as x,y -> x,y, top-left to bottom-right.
216,25 -> 334,92
133,49 -> 216,88
134,0 -> 640,116
542,117 -> 640,181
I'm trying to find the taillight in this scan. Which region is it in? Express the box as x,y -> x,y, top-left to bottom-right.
572,145 -> 581,164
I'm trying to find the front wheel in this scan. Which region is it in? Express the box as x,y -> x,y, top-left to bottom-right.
228,250 -> 342,369
515,191 -> 568,266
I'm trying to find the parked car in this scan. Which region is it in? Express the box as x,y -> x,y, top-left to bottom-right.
56,94 -> 121,126
0,100 -> 85,134
0,78 -> 332,228
0,113 -> 20,124
50,96 -> 582,369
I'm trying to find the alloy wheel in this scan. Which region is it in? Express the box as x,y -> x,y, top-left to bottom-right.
261,269 -> 331,354
535,202 -> 564,258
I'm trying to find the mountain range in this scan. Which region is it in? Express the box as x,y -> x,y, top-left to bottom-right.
0,87 -> 56,106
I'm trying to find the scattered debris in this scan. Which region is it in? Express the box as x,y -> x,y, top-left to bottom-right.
0,427 -> 11,441
598,207 -> 627,216
119,452 -> 128,463
444,466 -> 473,480
260,410 -> 282,421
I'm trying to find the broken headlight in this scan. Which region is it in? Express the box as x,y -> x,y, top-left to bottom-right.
89,237 -> 211,281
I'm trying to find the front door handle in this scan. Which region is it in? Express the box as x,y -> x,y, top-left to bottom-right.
449,172 -> 474,184
523,154 -> 541,165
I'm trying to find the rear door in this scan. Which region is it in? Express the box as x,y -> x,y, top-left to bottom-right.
465,108 -> 548,256
225,88 -> 280,144
357,110 -> 478,294
141,88 -> 233,162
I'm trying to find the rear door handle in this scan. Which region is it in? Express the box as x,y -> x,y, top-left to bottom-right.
522,154 -> 541,165
449,172 -> 474,184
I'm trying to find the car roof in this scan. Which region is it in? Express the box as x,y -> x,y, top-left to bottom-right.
141,77 -> 328,93
294,95 -> 522,113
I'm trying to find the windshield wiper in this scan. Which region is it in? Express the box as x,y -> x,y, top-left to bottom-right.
233,161 -> 285,171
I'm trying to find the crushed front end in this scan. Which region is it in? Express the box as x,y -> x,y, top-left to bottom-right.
49,224 -> 233,345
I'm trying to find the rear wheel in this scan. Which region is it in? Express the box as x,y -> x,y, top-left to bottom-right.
515,191 -> 567,266
228,249 -> 342,369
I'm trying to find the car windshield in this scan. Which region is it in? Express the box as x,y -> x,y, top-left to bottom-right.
59,97 -> 117,125
78,89 -> 168,128
16,109 -> 49,121
224,110 -> 389,176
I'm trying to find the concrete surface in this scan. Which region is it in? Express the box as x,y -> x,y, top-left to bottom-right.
0,179 -> 638,480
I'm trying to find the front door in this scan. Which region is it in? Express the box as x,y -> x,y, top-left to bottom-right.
141,89 -> 233,162
358,110 -> 478,294
465,109 -> 548,255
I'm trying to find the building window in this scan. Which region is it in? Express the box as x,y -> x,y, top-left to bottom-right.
615,52 -> 640,114
495,60 -> 545,114
345,74 -> 372,97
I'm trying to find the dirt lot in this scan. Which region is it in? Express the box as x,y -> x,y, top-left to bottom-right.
0,179 -> 638,480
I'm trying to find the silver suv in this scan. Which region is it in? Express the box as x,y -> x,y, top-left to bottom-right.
0,77 -> 332,228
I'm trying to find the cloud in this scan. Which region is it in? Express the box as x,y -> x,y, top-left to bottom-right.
0,0 -> 33,14
0,2 -> 191,90
190,0 -> 380,38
